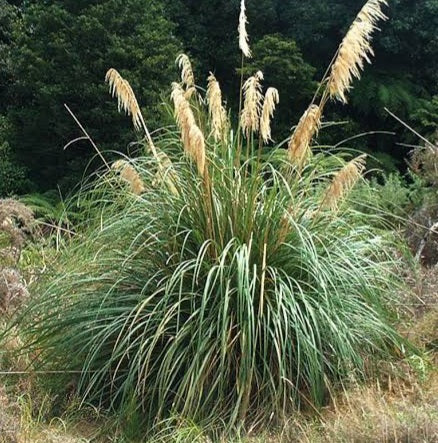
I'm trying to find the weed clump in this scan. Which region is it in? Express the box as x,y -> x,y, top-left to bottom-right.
0,199 -> 35,313
0,199 -> 35,265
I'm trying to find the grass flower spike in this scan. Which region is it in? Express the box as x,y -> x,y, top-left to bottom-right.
328,0 -> 388,103
260,87 -> 279,143
171,82 -> 206,176
322,154 -> 367,210
105,69 -> 142,131
206,73 -> 228,142
176,53 -> 195,91
238,0 -> 251,58
288,104 -> 321,168
241,71 -> 264,137
112,160 -> 145,195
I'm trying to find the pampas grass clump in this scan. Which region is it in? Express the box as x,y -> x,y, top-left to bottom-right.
18,0 -> 406,438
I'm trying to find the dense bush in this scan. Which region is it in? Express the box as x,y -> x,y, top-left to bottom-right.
0,142 -> 30,197
17,1 -> 410,438
2,0 -> 182,191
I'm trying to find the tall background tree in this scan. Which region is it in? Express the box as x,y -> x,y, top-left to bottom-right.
2,0 -> 181,192
0,0 -> 29,195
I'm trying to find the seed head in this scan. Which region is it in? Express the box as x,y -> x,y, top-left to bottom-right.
112,160 -> 145,195
260,87 -> 279,143
322,154 -> 367,210
238,0 -> 252,58
328,0 -> 388,103
241,71 -> 264,138
288,105 -> 321,168
105,69 -> 142,131
206,73 -> 228,142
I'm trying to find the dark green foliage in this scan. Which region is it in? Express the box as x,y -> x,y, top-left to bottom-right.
3,0 -> 181,191
0,1 -> 19,101
412,96 -> 438,139
20,191 -> 73,230
0,142 -> 30,196
351,74 -> 423,120
353,172 -> 411,229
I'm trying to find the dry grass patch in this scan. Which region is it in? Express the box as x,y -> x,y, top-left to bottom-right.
243,371 -> 437,443
402,265 -> 438,361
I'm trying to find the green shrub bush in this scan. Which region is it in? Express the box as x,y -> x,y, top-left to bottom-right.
0,142 -> 31,197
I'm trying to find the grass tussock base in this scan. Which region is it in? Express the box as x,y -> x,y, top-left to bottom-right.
262,372 -> 438,443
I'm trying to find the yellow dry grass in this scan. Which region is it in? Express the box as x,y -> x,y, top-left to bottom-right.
112,160 -> 145,195
286,1 -> 388,168
105,69 -> 142,131
105,68 -> 166,177
206,73 -> 228,142
176,54 -> 196,91
171,82 -> 206,176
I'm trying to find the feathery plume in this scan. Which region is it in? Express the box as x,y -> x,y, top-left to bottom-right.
106,69 -> 168,181
241,71 -> 264,137
176,54 -> 195,91
206,73 -> 228,141
105,69 -> 142,131
112,160 -> 145,195
260,87 -> 279,143
171,82 -> 206,176
238,0 -> 252,58
328,0 -> 388,103
153,149 -> 179,196
288,104 -> 321,168
188,125 -> 206,176
322,154 -> 367,210
184,86 -> 196,101
171,82 -> 196,144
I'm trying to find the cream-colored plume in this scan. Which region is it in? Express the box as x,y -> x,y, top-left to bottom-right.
288,104 -> 321,168
105,69 -> 142,131
176,54 -> 195,91
112,160 -> 145,195
322,154 -> 367,210
106,68 -> 169,184
171,82 -> 206,176
154,149 -> 179,196
188,125 -> 206,176
260,87 -> 279,143
241,71 -> 264,137
238,0 -> 251,58
328,0 -> 388,103
206,73 -> 228,141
